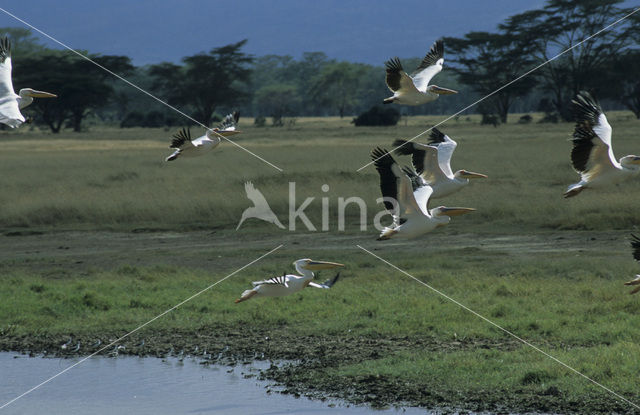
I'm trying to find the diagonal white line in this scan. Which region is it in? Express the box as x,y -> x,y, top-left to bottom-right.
0,244 -> 284,410
358,6 -> 640,172
356,244 -> 640,411
0,7 -> 283,172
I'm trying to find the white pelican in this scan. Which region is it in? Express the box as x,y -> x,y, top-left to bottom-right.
0,36 -> 57,128
564,91 -> 640,198
393,128 -> 487,198
235,259 -> 343,303
624,234 -> 640,294
165,112 -> 240,162
236,181 -> 285,230
371,147 -> 475,240
383,40 -> 457,106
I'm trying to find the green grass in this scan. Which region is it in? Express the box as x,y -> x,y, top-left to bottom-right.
3,246 -> 640,343
1,112 -> 640,233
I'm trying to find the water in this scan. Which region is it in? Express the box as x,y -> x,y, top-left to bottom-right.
0,352 -> 429,414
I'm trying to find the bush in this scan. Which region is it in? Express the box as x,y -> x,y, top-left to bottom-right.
518,114 -> 533,124
481,113 -> 499,127
352,106 -> 400,126
254,116 -> 266,127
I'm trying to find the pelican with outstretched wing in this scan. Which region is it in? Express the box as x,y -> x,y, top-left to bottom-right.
371,147 -> 474,240
0,36 -> 57,128
564,91 -> 640,197
165,112 -> 240,161
383,40 -> 457,106
393,128 -> 486,198
236,181 -> 285,230
235,259 -> 343,303
624,234 -> 640,294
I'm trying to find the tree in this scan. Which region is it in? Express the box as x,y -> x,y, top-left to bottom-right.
254,84 -> 300,125
14,52 -> 133,132
500,0 -> 636,120
309,62 -> 366,118
611,50 -> 640,119
0,27 -> 46,57
149,40 -> 253,126
445,32 -> 537,123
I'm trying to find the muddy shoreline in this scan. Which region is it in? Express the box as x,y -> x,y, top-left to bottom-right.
1,326 -> 633,414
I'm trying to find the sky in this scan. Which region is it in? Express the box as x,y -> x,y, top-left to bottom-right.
0,1 -> 553,65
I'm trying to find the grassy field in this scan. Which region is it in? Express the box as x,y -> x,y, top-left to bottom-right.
2,114 -> 640,413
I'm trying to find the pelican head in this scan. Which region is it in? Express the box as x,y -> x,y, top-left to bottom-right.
620,156 -> 640,170
431,207 -> 476,217
456,170 -> 488,179
19,88 -> 57,98
427,85 -> 458,95
293,258 -> 344,272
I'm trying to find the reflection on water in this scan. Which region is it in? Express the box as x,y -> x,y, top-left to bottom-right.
0,352 -> 428,415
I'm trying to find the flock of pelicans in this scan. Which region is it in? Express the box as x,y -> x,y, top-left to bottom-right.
1,36 -> 640,301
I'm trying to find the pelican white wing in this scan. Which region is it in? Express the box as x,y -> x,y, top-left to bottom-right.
393,139 -> 448,184
570,91 -> 619,181
410,40 -> 444,93
427,128 -> 457,178
0,37 -> 23,128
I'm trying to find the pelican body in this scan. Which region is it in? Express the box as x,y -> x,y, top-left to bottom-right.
235,259 -> 344,303
371,147 -> 474,240
383,40 -> 457,106
0,37 -> 57,128
393,128 -> 486,199
564,91 -> 640,198
165,112 -> 240,161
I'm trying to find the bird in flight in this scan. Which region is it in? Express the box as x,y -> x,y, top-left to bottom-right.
235,259 -> 344,303
383,40 -> 457,106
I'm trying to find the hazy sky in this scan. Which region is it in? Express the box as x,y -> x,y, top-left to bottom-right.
1,1 -> 553,65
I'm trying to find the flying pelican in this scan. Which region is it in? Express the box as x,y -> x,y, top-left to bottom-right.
165,112 -> 240,161
235,259 -> 343,303
371,147 -> 475,240
564,91 -> 640,198
624,234 -> 640,294
236,181 -> 285,230
383,40 -> 457,106
392,128 -> 487,198
0,36 -> 57,128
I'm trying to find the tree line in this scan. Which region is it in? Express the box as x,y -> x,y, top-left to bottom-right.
5,0 -> 640,133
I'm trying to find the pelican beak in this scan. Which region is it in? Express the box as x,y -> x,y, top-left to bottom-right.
305,260 -> 344,270
28,90 -> 57,98
430,85 -> 458,95
460,171 -> 488,179
439,207 -> 475,217
219,130 -> 241,137
631,156 -> 640,165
